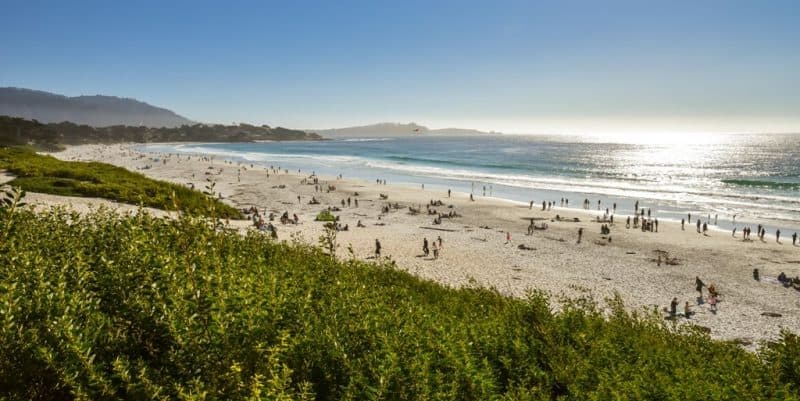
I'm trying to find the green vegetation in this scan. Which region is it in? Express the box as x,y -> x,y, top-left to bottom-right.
0,147 -> 241,218
0,115 -> 323,150
0,199 -> 798,400
315,210 -> 337,222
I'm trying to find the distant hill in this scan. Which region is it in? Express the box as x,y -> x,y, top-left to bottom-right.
0,87 -> 193,128
313,122 -> 498,138
0,116 -> 323,150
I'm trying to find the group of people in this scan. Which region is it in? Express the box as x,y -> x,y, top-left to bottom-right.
422,236 -> 444,259
669,277 -> 719,318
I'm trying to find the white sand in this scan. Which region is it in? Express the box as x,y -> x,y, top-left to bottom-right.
19,143 -> 800,347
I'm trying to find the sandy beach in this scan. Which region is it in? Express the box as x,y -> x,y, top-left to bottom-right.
19,143 -> 800,347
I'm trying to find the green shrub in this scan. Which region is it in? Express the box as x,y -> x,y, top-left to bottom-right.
315,210 -> 336,222
0,146 -> 241,218
0,206 -> 798,400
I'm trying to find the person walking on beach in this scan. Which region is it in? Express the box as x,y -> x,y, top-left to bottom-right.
793,232 -> 797,246
448,189 -> 451,197
681,218 -> 685,230
505,231 -> 511,244
669,297 -> 678,318
696,219 -> 701,233
374,239 -> 382,259
437,236 -> 443,249
776,229 -> 781,243
432,241 -> 439,259
732,227 -> 737,237
684,301 -> 693,318
423,238 -> 429,256
529,200 -> 533,209
577,227 -> 583,244
708,293 -> 718,313
695,276 -> 704,297
688,213 -> 691,223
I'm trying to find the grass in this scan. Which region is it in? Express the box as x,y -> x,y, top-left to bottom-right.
0,203 -> 798,400
0,146 -> 241,218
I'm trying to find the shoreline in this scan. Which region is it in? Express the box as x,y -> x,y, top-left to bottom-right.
36,144 -> 800,347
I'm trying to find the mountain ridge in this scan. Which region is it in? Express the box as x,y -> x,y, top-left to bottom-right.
311,122 -> 499,138
0,87 -> 193,128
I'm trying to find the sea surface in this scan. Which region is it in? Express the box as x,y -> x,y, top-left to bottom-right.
142,134 -> 800,233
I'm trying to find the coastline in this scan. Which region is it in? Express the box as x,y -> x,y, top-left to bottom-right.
38,143 -> 800,347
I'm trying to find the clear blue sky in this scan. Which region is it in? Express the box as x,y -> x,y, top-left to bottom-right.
2,0 -> 798,134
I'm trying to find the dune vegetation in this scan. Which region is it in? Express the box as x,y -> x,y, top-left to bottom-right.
0,187 -> 798,400
0,146 -> 241,218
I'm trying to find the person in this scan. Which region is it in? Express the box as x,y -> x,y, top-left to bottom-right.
776,229 -> 781,243
695,276 -> 704,297
505,231 -> 511,244
793,232 -> 798,246
448,189 -> 451,197
375,239 -> 382,258
437,236 -> 443,248
688,213 -> 691,223
696,219 -> 701,233
681,218 -> 685,230
732,227 -> 737,237
684,302 -> 692,318
470,193 -> 474,202
432,241 -> 439,259
702,222 -> 708,234
577,227 -> 583,244
423,237 -> 429,256
626,216 -> 631,229
670,297 -> 678,317
357,220 -> 365,228
529,200 -> 533,209
708,294 -> 718,313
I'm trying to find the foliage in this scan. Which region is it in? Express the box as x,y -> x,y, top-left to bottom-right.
0,115 -> 323,149
0,207 -> 798,400
0,146 -> 241,218
314,210 -> 337,222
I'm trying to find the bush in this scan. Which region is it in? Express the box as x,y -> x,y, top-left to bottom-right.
315,210 -> 336,222
0,207 -> 798,400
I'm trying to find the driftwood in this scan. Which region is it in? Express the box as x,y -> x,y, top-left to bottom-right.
420,226 -> 458,232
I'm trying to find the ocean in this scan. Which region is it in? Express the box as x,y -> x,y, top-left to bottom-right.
141,134 -> 800,233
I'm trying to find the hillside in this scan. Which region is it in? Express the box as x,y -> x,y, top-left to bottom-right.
0,87 -> 193,128
0,116 -> 323,149
0,203 -> 798,400
313,122 -> 497,138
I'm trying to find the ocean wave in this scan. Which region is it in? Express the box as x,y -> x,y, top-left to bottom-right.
338,138 -> 393,142
722,179 -> 800,190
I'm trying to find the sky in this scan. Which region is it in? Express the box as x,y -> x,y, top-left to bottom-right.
1,0 -> 799,134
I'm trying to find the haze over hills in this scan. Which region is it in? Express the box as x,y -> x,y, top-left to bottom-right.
0,87 -> 193,128
312,122 -> 499,138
